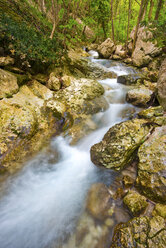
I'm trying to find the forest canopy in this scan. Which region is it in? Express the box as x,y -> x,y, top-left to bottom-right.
0,0 -> 165,65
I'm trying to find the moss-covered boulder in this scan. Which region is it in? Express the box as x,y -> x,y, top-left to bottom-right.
55,78 -> 105,116
0,83 -> 64,172
86,183 -> 113,220
126,87 -> 155,107
136,126 -> 166,203
123,190 -> 148,216
67,50 -> 117,79
138,106 -> 164,119
111,216 -> 166,248
152,204 -> 166,219
90,119 -> 152,170
0,69 -> 19,99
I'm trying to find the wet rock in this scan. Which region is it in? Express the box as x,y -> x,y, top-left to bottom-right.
98,38 -> 115,59
126,87 -> 155,107
55,78 -> 105,116
112,55 -> 121,60
0,83 -> 64,172
0,56 -> 14,66
117,74 -> 142,85
68,51 -> 117,79
138,106 -> 164,119
47,72 -> 61,91
90,119 -> 152,170
63,212 -> 111,248
114,206 -> 131,224
152,204 -> 166,219
123,175 -> 135,188
0,69 -> 19,99
136,126 -> 166,203
123,58 -> 132,64
111,216 -> 166,248
86,183 -> 113,220
157,58 -> 166,110
143,80 -> 157,91
67,117 -> 97,144
123,190 -> 148,216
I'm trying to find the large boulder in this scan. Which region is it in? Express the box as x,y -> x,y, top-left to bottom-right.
0,69 -> 19,99
111,216 -> 166,248
0,83 -> 64,172
90,119 -> 152,171
131,26 -> 162,67
98,38 -> 116,59
126,87 -> 155,107
136,126 -> 166,203
55,78 -> 105,116
68,51 -> 116,79
157,58 -> 166,110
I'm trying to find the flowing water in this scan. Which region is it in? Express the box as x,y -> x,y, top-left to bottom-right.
0,52 -> 138,248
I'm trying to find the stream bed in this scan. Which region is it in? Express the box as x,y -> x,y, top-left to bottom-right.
0,53 -> 139,248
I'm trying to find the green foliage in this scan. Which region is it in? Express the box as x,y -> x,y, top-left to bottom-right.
0,13 -> 60,65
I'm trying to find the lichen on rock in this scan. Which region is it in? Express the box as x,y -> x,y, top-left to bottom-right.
90,119 -> 152,170
136,126 -> 166,203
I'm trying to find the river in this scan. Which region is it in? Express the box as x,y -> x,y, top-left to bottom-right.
0,52 -> 139,248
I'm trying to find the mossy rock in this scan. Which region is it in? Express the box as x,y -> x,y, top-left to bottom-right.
136,126 -> 166,203
152,204 -> 166,219
126,87 -> 155,107
90,119 -> 152,170
111,216 -> 166,248
123,190 -> 148,216
0,68 -> 19,99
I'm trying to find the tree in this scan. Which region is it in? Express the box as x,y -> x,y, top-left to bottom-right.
111,0 -> 115,42
132,0 -> 149,53
148,0 -> 154,20
126,0 -> 132,49
155,0 -> 164,20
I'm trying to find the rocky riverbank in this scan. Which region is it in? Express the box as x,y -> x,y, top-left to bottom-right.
0,41 -> 165,247
0,49 -> 113,174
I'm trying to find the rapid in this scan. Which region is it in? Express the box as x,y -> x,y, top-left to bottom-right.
0,52 -> 138,248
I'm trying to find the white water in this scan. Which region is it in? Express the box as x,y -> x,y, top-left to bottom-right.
0,55 -> 137,248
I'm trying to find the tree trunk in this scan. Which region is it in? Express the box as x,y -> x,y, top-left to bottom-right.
50,0 -> 56,39
155,0 -> 164,20
142,1 -> 148,20
111,0 -> 115,43
126,0 -> 131,50
148,0 -> 154,20
132,0 -> 148,54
